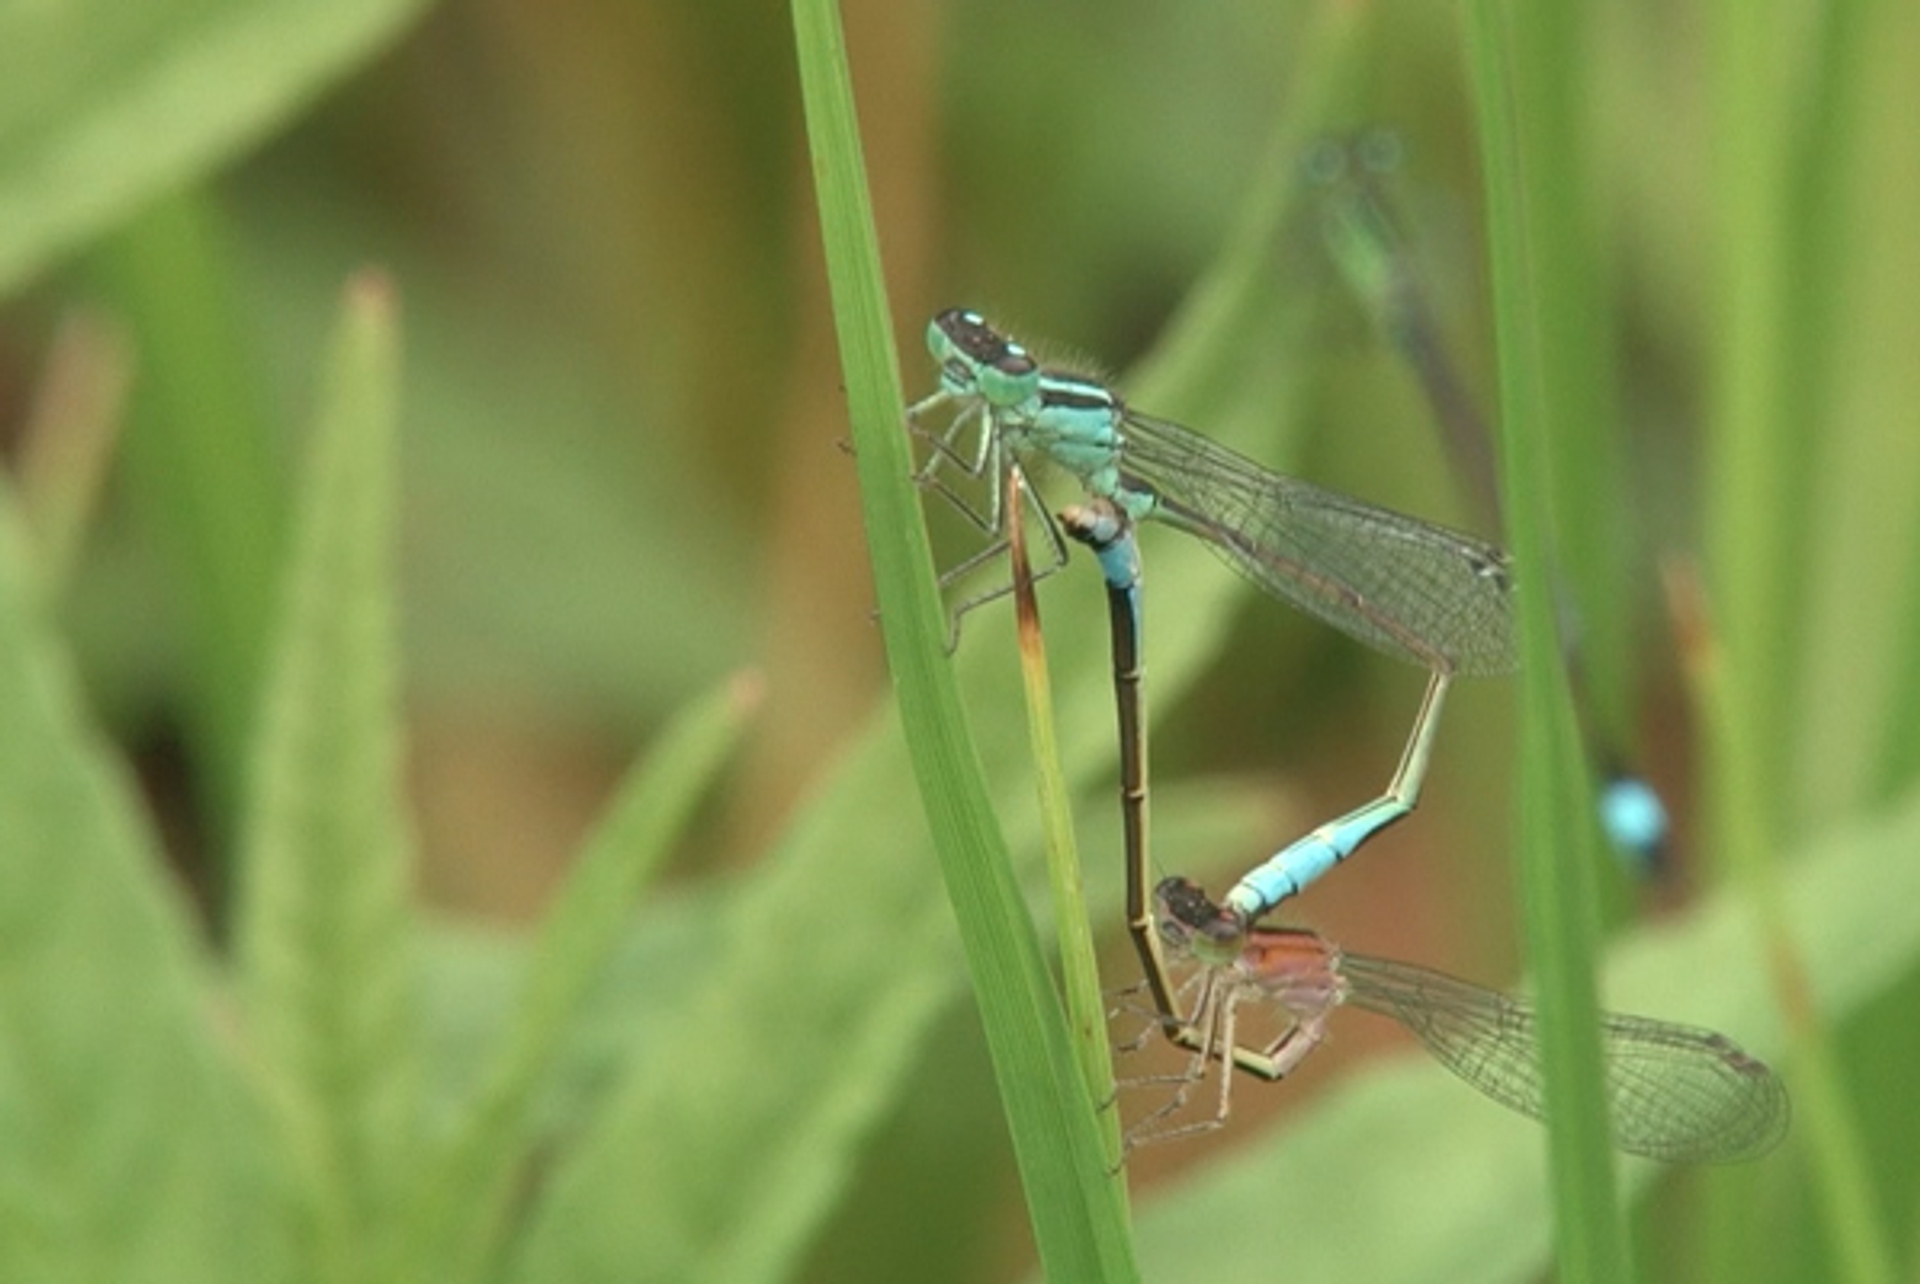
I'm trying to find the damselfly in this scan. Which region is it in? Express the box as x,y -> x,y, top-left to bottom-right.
1305,132 -> 1670,870
1126,874 -> 1788,1161
911,310 -> 1511,1015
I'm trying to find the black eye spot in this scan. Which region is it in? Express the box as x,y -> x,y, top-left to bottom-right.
997,348 -> 1037,376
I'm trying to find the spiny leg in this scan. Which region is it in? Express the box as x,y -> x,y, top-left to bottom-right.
939,477 -> 1070,648
1119,971 -> 1245,1150
906,392 -> 994,480
911,403 -> 1003,534
1109,966 -> 1207,1058
1123,982 -> 1246,1151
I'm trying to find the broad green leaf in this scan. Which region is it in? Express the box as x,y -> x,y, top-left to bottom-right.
505,715 -> 977,1284
0,495 -> 291,1280
404,674 -> 760,1282
234,273 -> 413,1278
0,0 -> 431,297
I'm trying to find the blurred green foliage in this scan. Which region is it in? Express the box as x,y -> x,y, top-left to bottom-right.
2,1 -> 1919,1282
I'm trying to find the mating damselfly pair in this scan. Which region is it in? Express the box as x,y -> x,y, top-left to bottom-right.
904,302 -> 1787,1162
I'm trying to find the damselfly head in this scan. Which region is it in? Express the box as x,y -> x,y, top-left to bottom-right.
927,308 -> 1040,410
1154,876 -> 1251,967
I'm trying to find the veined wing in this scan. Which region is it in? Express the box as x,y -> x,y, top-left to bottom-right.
1339,952 -> 1790,1164
1118,409 -> 1516,675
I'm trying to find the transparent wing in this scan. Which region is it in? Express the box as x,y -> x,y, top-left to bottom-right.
1339,952 -> 1789,1164
1118,410 -> 1517,675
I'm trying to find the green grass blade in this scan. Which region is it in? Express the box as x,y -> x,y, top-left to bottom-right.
1879,566 -> 1920,800
94,192 -> 285,845
402,673 -> 760,1282
1007,477 -> 1124,1174
1676,574 -> 1896,1284
1702,1 -> 1813,828
1692,8 -> 1902,1281
788,0 -> 1134,1277
1465,4 -> 1630,1279
1771,2 -> 1886,824
1838,10 -> 1920,815
0,0 -> 432,298
1507,19 -> 1632,752
0,496 -> 292,1280
233,272 -> 413,1281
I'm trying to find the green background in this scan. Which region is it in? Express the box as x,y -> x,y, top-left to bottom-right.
1,1 -> 1915,1281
